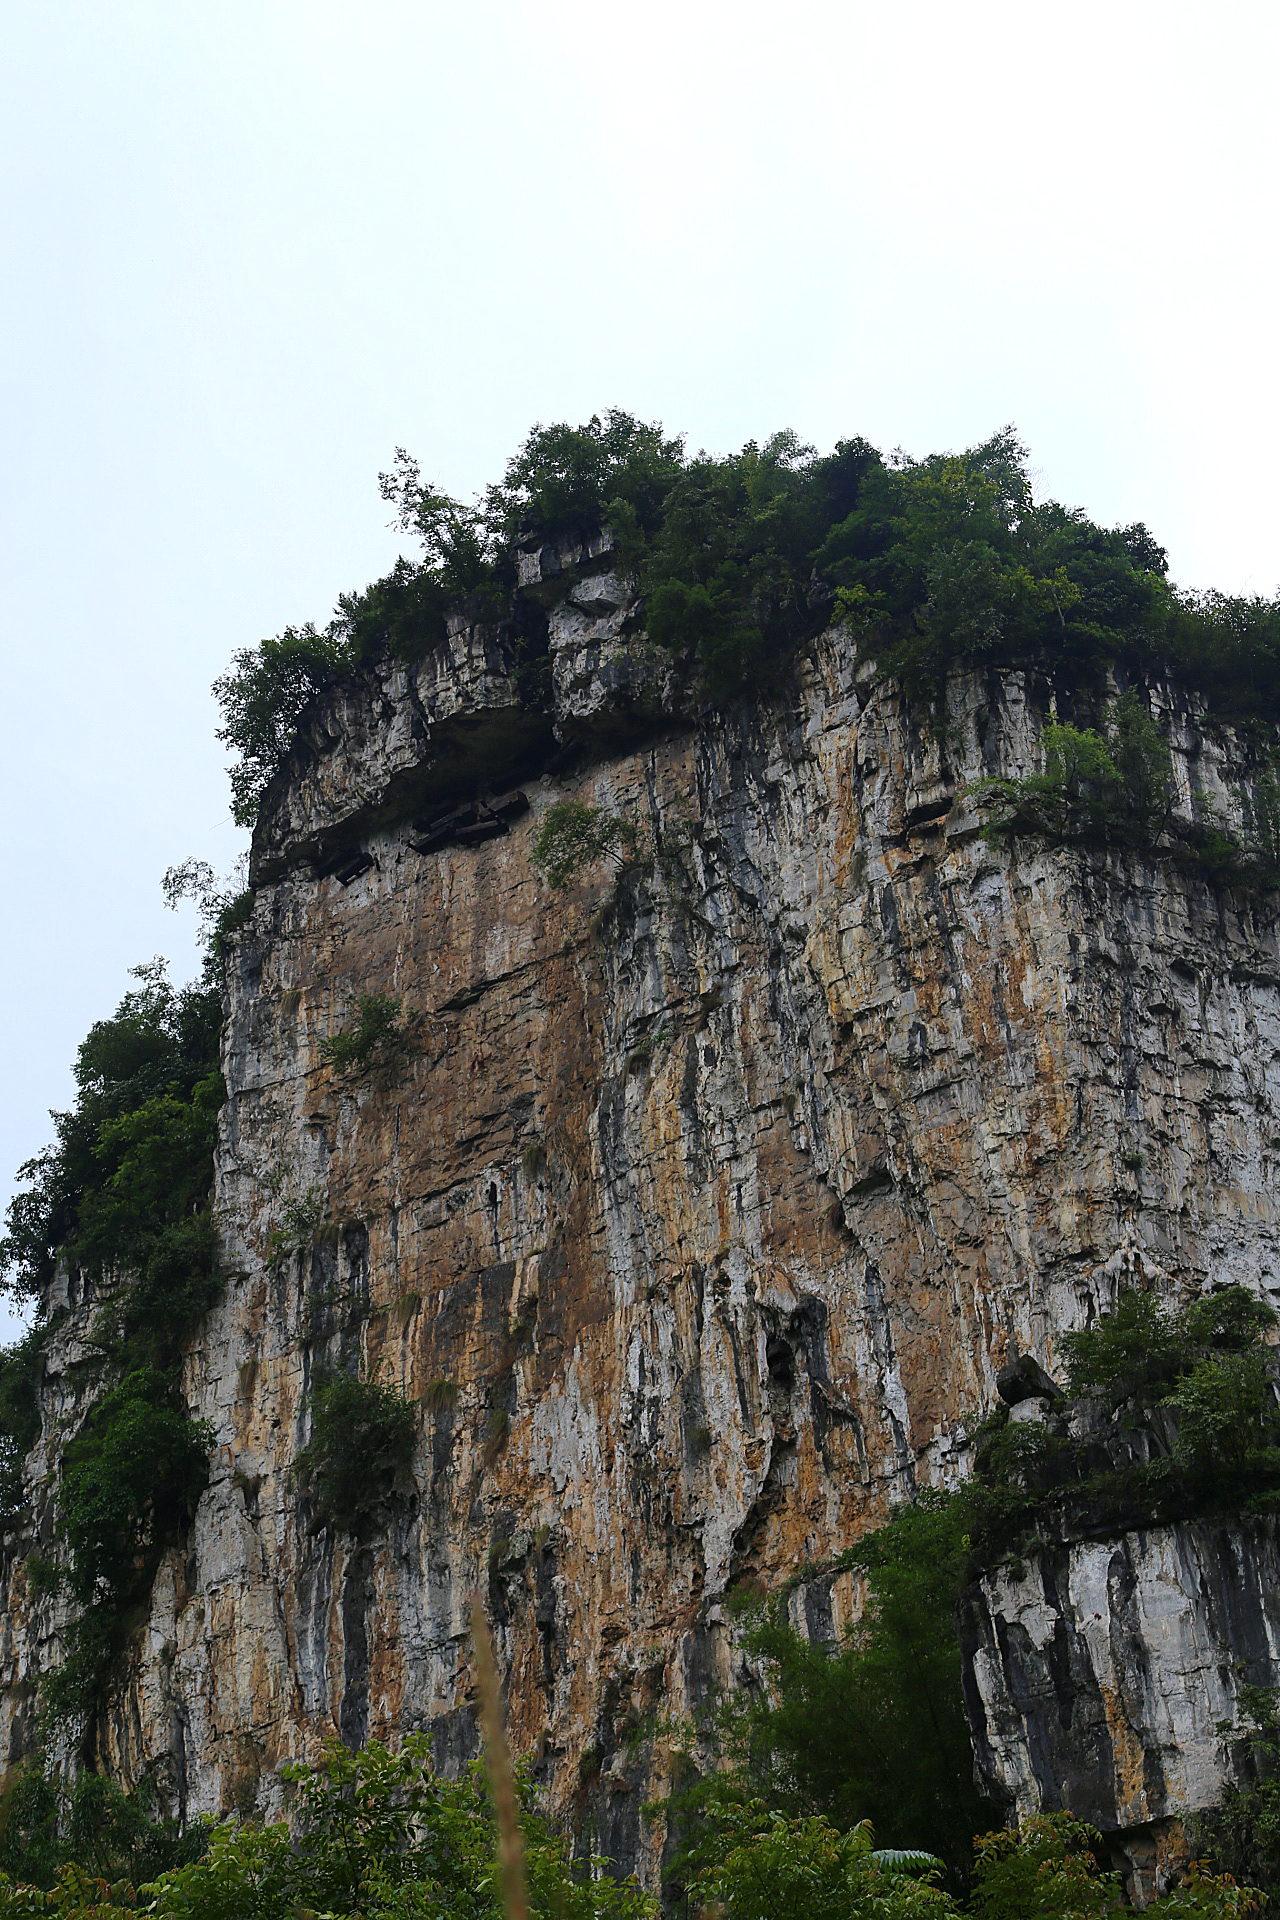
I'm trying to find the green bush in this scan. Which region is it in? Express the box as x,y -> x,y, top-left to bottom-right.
969,1811 -> 1258,1917
963,1285 -> 1280,1571
0,1736 -> 657,1916
319,994 -> 406,1074
294,1375 -> 417,1535
1190,1686 -> 1280,1908
212,624 -> 348,829
0,962 -> 222,1308
0,945 -> 227,1737
680,1801 -> 1259,1920
42,1368 -> 213,1723
0,1328 -> 50,1529
675,1495 -> 988,1889
481,410 -> 686,552
0,1765 -> 206,1893
686,1802 -> 954,1920
976,689 -> 1173,852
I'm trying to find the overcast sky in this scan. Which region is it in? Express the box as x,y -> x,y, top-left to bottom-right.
2,2 -> 1277,1338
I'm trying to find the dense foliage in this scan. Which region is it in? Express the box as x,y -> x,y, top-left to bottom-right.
1188,1686 -> 1280,1908
962,1285 -> 1280,1570
670,1497 -> 987,1889
0,1737 -> 656,1918
212,624 -> 348,829
214,412 -> 1280,835
657,1285 -> 1279,1912
967,1812 -> 1255,1918
0,1749 -> 1257,1917
683,1803 -> 1255,1920
0,950 -> 226,1738
0,963 -> 221,1309
685,1802 -> 952,1920
294,1374 -> 418,1536
979,691 -> 1173,850
0,1328 -> 52,1528
0,1766 -> 206,1893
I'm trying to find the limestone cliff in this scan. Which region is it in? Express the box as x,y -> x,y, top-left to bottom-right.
959,1519 -> 1280,1899
3,550 -> 1278,1885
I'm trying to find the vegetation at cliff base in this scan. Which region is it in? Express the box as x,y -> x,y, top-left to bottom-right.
215,410 -> 1280,837
0,1757 -> 1256,1917
667,1495 -> 986,1890
0,1737 -> 657,1917
1189,1684 -> 1280,1909
0,1765 -> 206,1893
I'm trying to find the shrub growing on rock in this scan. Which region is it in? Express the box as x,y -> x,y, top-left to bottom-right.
319,994 -> 408,1074
294,1374 -> 417,1535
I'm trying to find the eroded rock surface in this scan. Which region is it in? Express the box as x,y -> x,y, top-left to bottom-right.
959,1520 -> 1280,1894
3,605 -> 1278,1885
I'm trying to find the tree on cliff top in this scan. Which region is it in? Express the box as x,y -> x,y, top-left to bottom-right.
213,412 -> 1280,839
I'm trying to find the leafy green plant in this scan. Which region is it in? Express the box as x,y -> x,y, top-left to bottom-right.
963,1285 -> 1280,1572
263,1188 -> 325,1267
483,410 -> 686,555
294,1373 -> 417,1535
0,1764 -> 207,1893
212,624 -> 348,829
1170,1352 -> 1278,1478
319,993 -> 408,1073
969,1812 -> 1119,1918
1,962 -> 222,1309
976,689 -> 1173,852
1189,1685 -> 1280,1908
44,1369 -> 213,1725
0,1735 -> 657,1916
970,1810 -> 1259,1917
705,1496 -> 989,1886
0,951 -> 226,1740
0,1328 -> 51,1529
686,1802 -> 954,1920
532,803 -> 637,890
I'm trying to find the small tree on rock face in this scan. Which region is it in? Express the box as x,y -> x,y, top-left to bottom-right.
976,690 -> 1172,852
532,802 -> 638,890
319,993 -> 407,1073
213,625 -> 348,830
294,1374 -> 417,1535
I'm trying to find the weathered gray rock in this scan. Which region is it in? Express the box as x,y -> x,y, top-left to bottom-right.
959,1520 -> 1280,1893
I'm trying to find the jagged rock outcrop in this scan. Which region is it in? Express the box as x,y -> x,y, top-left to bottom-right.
2,556 -> 1278,1885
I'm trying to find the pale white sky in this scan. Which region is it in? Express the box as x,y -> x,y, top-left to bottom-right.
2,2 -> 1277,1337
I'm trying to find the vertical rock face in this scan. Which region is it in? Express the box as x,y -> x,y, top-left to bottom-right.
2,595 -> 1278,1884
958,1521 -> 1280,1893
